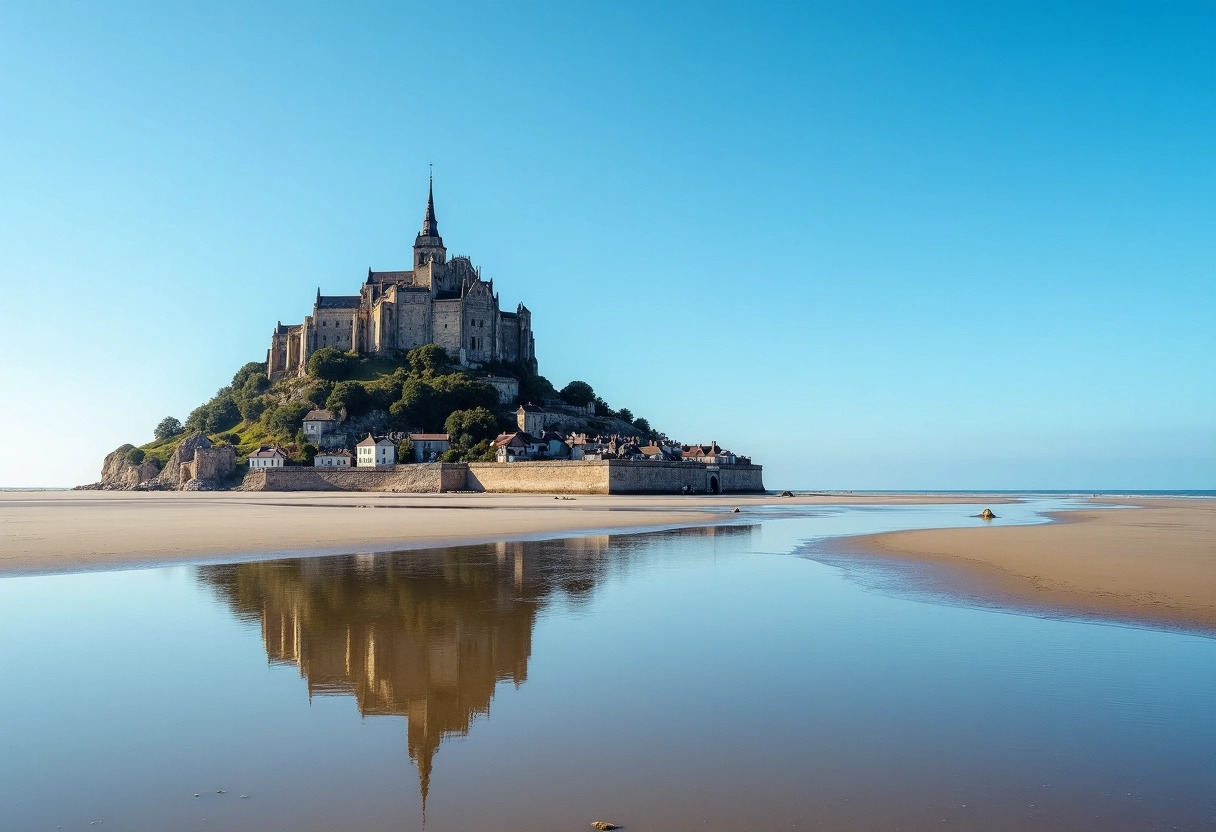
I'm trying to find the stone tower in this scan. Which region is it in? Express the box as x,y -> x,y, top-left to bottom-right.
413,174 -> 447,269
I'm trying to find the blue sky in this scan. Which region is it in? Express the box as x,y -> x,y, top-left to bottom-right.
0,1 -> 1212,489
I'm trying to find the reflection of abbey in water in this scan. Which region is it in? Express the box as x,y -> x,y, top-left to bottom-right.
197,526 -> 754,812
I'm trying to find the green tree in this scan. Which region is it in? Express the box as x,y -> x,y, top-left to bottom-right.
559,380 -> 595,407
125,447 -> 146,465
397,438 -> 414,463
263,402 -> 311,437
463,439 -> 497,462
306,347 -> 358,381
633,417 -> 652,436
617,407 -> 633,424
390,373 -> 498,432
444,407 -> 499,447
231,361 -> 268,391
204,394 -> 241,432
518,372 -> 557,404
390,377 -> 438,429
238,395 -> 267,422
406,344 -> 452,377
301,443 -> 318,464
154,417 -> 183,441
326,381 -> 370,417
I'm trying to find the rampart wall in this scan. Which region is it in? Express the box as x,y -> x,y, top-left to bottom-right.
246,463 -> 466,493
464,461 -> 611,494
245,460 -> 764,495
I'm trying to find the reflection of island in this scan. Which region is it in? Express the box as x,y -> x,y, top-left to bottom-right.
197,525 -> 754,813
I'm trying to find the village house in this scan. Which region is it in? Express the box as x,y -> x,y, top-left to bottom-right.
356,434 -> 396,468
540,430 -> 570,459
493,431 -> 546,463
249,446 -> 287,468
302,409 -> 339,440
314,448 -> 353,467
682,442 -> 738,465
409,433 -> 451,463
516,403 -> 546,436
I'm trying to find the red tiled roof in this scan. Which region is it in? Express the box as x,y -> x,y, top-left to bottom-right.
250,447 -> 286,459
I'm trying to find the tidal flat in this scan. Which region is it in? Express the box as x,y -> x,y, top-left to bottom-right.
1,499 -> 1213,831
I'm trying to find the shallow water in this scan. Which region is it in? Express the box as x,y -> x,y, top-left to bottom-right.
1,500 -> 1213,831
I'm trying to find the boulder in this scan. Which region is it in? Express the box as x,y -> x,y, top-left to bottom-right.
124,461 -> 162,488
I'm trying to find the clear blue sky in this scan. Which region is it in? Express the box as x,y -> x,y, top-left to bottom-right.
1,1 -> 1212,489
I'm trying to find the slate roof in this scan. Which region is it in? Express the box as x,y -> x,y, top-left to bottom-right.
409,433 -> 451,442
317,295 -> 361,309
303,409 -> 337,422
316,449 -> 353,458
250,446 -> 286,459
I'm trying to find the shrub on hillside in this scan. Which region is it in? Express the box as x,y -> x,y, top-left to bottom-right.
306,347 -> 358,381
231,361 -> 267,391
154,417 -> 183,441
262,401 -> 312,437
326,381 -> 370,418
444,407 -> 500,447
390,374 -> 498,432
559,380 -> 595,407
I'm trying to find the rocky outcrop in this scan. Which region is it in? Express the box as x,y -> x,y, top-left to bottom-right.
90,432 -> 238,491
156,432 -> 214,488
94,445 -> 162,490
179,444 -> 236,488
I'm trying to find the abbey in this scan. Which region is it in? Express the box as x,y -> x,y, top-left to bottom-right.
267,180 -> 537,380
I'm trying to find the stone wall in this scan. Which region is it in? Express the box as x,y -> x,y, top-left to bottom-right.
468,460 -> 763,494
465,461 -> 612,494
609,460 -> 765,494
244,460 -> 764,494
247,463 -> 467,492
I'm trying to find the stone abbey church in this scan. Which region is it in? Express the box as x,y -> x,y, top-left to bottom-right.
267,180 -> 537,380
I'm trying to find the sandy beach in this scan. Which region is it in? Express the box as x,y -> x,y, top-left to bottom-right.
829,497 -> 1216,635
3,491 -> 1212,636
0,490 -> 999,576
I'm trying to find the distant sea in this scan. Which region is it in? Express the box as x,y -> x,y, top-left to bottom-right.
0,487 -> 72,491
792,489 -> 1216,498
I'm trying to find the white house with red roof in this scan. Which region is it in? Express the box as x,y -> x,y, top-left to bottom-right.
356,434 -> 396,468
249,446 -> 287,468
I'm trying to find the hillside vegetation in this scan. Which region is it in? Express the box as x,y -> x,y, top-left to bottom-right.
137,345 -> 659,468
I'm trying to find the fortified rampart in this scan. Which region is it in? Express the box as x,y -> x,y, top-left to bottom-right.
244,460 -> 763,495
245,463 -> 468,493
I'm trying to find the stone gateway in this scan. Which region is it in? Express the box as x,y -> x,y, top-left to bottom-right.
267,177 -> 537,379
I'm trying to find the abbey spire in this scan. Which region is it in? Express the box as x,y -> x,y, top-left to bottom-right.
414,172 -> 446,268
421,173 -> 439,238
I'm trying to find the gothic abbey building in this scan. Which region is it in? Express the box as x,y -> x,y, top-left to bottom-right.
267,181 -> 537,380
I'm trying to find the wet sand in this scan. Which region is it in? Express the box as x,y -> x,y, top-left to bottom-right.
830,497 -> 1216,635
0,490 -> 1008,576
